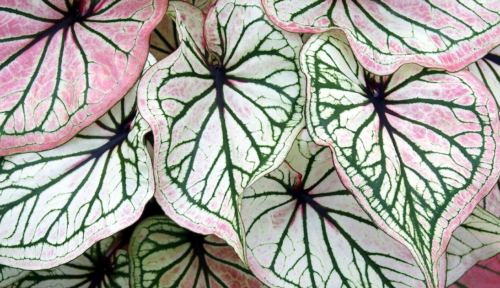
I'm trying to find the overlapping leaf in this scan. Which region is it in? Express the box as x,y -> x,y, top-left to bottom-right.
0,265 -> 28,287
242,129 -> 426,287
479,184 -> 500,216
149,0 -> 216,60
128,216 -> 264,287
11,235 -> 129,287
138,0 -> 304,261
0,0 -> 167,156
449,253 -> 500,288
263,0 -> 500,74
243,129 -> 500,287
0,55 -> 156,269
301,30 -> 500,287
468,46 -> 500,113
446,199 -> 500,285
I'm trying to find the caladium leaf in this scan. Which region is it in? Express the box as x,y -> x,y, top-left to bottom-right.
301,30 -> 500,287
262,0 -> 500,75
243,129 -> 500,287
12,235 -> 129,287
479,184 -> 500,216
149,0 -> 216,60
468,47 -> 500,113
449,253 -> 500,288
0,0 -> 167,156
128,216 -> 264,287
0,54 -> 156,269
0,265 -> 28,287
447,201 -> 500,285
242,129 -> 427,287
138,0 -> 304,261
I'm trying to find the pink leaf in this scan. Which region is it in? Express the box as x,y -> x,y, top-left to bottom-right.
262,0 -> 500,74
0,0 -> 167,156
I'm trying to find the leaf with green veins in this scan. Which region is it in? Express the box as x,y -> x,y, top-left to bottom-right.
449,253 -> 500,288
11,235 -> 129,288
0,265 -> 28,287
468,47 -> 500,116
262,0 -> 500,75
138,0 -> 304,262
0,0 -> 167,155
447,201 -> 500,285
149,0 -> 216,60
301,30 -> 500,287
243,129 -> 500,288
128,216 -> 264,288
242,129 -> 427,287
0,54 -> 157,269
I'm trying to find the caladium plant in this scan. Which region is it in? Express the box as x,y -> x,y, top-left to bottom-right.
449,253 -> 500,288
262,0 -> 500,75
128,215 -> 263,287
301,29 -> 500,287
0,0 -> 167,156
10,235 -> 130,287
3,0 -> 500,287
243,129 -> 500,288
137,0 -> 305,262
0,54 -> 156,269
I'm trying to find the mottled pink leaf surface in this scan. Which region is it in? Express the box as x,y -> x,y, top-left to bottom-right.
263,0 -> 500,74
128,216 -> 264,287
0,55 -> 156,269
449,254 -> 500,288
480,184 -> 500,217
0,0 -> 167,156
149,0 -> 216,60
138,0 -> 304,262
301,30 -> 500,287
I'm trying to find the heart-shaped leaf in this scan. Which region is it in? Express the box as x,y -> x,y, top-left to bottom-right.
0,0 -> 167,156
301,30 -> 500,286
128,216 -> 264,287
242,129 -> 427,287
262,0 -> 500,74
11,235 -> 129,287
243,129 -> 500,287
449,253 -> 500,287
138,0 -> 304,261
149,0 -> 216,60
0,55 -> 156,269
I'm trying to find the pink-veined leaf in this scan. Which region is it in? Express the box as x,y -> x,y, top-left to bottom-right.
149,0 -> 216,60
0,55 -> 156,269
10,235 -> 129,287
243,129 -> 500,287
128,216 -> 264,287
0,0 -> 167,156
449,253 -> 500,288
262,0 -> 500,75
138,0 -> 304,262
301,30 -> 500,287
